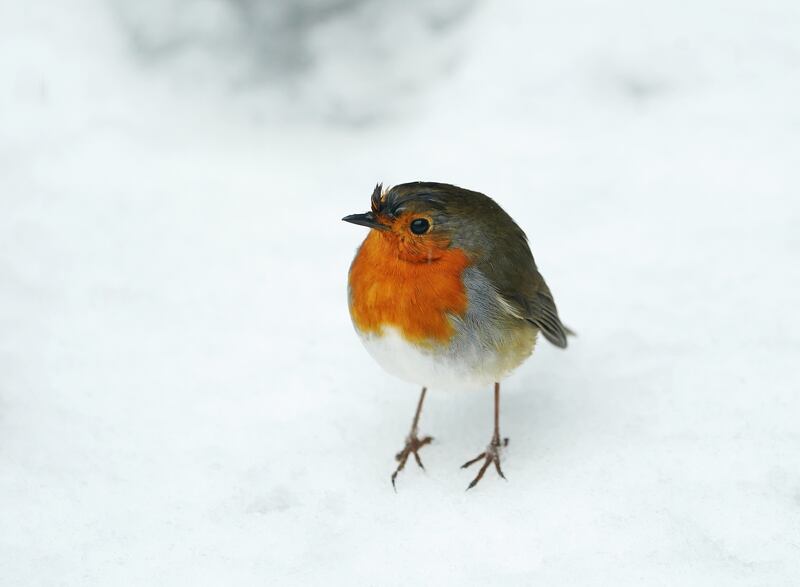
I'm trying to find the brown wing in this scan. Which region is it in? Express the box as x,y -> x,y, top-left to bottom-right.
495,271 -> 570,349
471,208 -> 571,349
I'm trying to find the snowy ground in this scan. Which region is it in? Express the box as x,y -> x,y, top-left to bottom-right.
2,0 -> 800,585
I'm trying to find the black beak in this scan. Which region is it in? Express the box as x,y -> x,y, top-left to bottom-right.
342,211 -> 389,231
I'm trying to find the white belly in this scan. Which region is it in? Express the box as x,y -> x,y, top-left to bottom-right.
357,326 -> 521,391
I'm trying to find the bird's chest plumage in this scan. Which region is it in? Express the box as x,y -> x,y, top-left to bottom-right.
348,232 -> 537,390
348,231 -> 471,346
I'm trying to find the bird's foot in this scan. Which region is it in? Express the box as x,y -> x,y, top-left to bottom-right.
391,432 -> 433,490
461,435 -> 509,490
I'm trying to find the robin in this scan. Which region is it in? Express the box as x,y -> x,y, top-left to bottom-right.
343,182 -> 570,489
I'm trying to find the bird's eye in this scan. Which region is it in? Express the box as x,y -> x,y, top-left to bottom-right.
409,218 -> 431,235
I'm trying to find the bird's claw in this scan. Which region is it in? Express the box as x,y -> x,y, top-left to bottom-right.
391,433 -> 433,490
461,436 -> 508,490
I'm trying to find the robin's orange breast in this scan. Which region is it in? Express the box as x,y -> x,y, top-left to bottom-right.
348,230 -> 471,346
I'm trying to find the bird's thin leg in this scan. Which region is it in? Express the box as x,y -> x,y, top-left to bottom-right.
462,382 -> 509,489
391,387 -> 433,489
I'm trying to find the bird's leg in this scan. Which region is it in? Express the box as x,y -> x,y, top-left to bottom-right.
391,387 -> 433,489
461,382 -> 509,490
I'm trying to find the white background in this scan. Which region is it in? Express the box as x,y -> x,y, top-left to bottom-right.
2,0 -> 799,584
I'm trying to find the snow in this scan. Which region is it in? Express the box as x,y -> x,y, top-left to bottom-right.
2,0 -> 800,584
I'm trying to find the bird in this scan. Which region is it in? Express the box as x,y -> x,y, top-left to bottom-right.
343,182 -> 570,490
